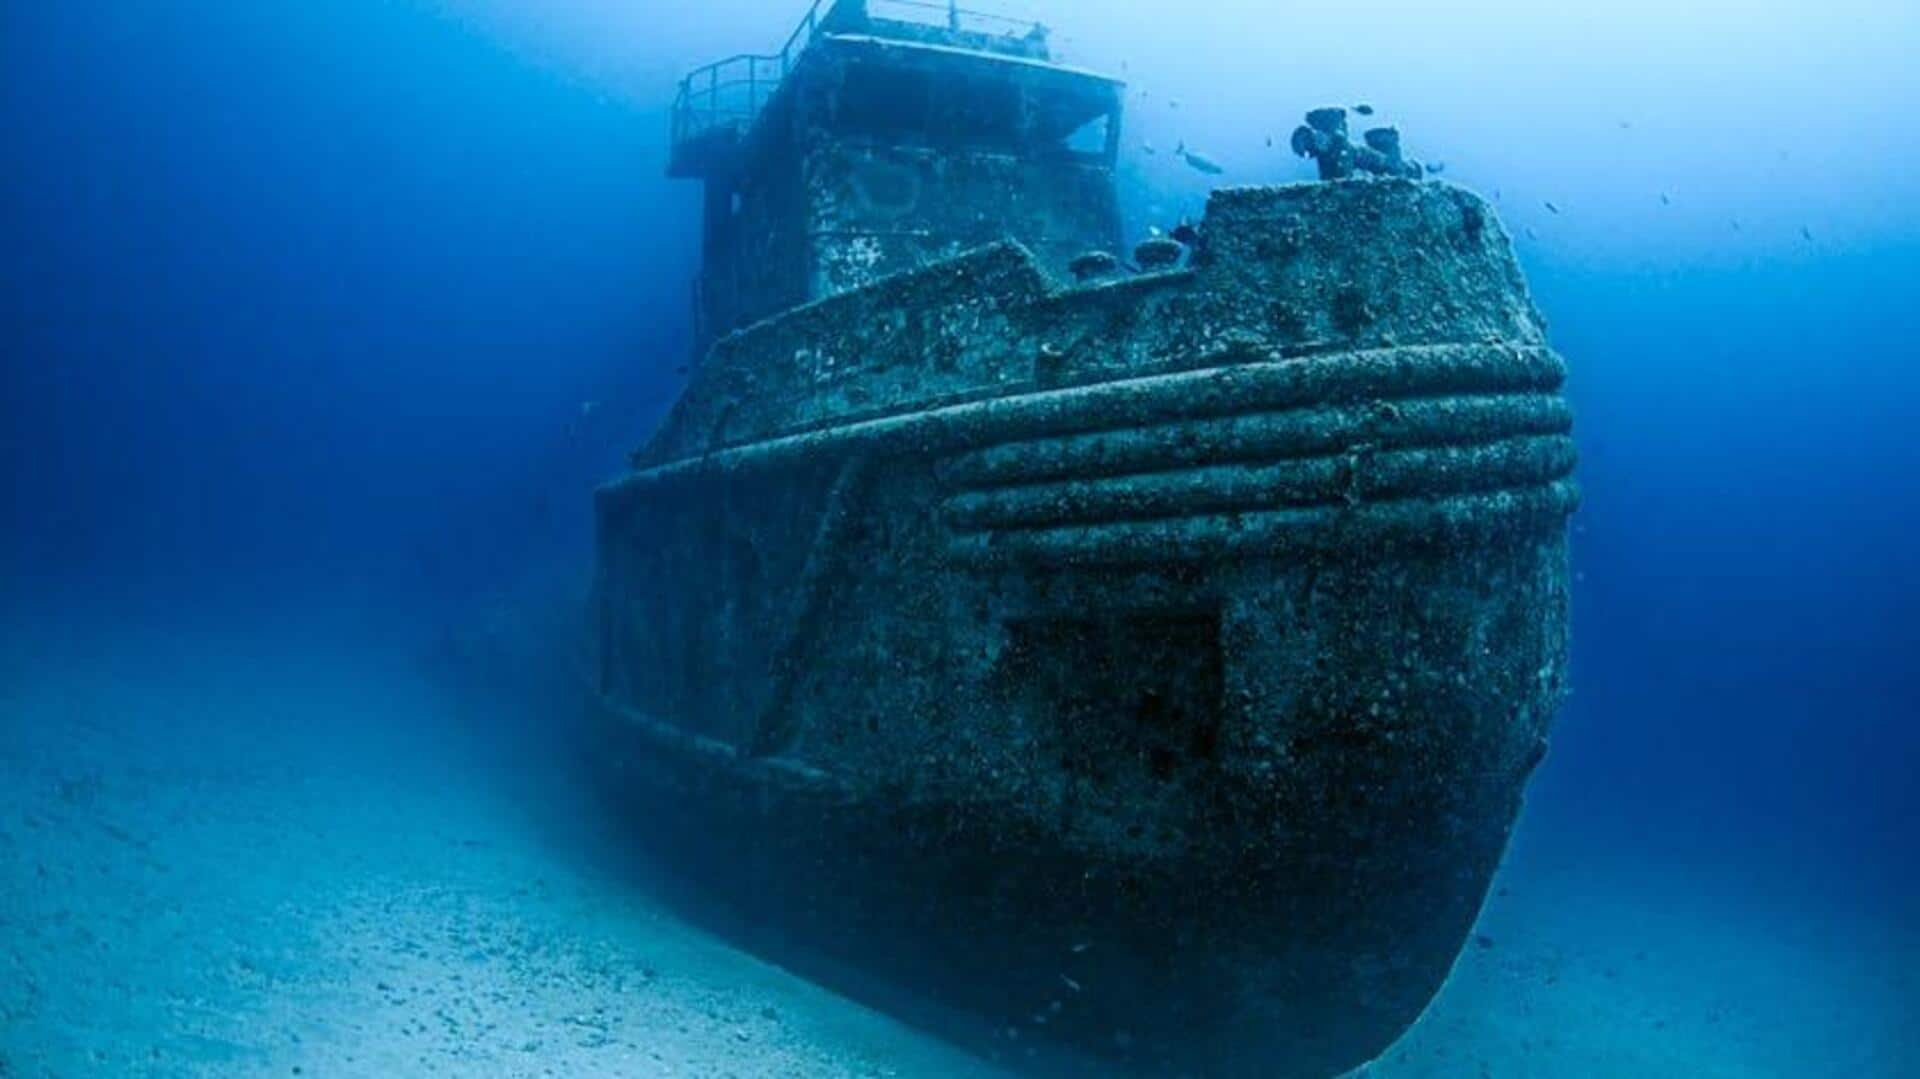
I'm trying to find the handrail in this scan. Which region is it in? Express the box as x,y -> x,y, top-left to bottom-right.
670,0 -> 1048,157
671,0 -> 829,152
878,0 -> 1043,34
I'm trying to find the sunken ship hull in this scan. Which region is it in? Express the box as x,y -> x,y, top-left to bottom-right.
594,178 -> 1575,1076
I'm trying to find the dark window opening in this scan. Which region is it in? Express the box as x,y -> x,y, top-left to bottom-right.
1063,112 -> 1112,158
833,63 -> 1036,151
834,64 -> 935,138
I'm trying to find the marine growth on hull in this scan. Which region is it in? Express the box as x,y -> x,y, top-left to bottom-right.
594,2 -> 1576,1076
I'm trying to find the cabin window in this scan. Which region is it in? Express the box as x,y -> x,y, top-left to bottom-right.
926,77 -> 1022,145
835,64 -> 934,138
835,63 -> 1029,150
1063,112 -> 1111,158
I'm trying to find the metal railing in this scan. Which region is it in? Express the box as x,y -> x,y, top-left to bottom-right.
670,0 -> 827,152
878,0 -> 1044,35
670,0 -> 1048,154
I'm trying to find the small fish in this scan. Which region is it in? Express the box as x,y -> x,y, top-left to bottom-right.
1618,120 -> 1633,129
1141,140 -> 1156,155
1060,974 -> 1083,992
1168,98 -> 1181,110
1174,142 -> 1224,175
1730,218 -> 1742,232
1265,135 -> 1273,148
579,400 -> 598,417
1542,200 -> 1561,215
1354,103 -> 1375,116
1659,192 -> 1672,206
1800,225 -> 1814,241
1524,226 -> 1539,240
1170,221 -> 1200,246
1425,160 -> 1447,175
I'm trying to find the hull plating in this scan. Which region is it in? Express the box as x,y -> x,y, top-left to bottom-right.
593,179 -> 1575,1076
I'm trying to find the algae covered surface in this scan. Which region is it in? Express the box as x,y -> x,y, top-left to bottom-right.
4,0 -> 1917,1076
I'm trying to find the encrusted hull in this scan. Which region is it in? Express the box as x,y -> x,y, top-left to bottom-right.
593,180 -> 1575,1076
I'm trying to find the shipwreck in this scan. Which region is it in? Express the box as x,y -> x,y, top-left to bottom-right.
591,2 -> 1576,1075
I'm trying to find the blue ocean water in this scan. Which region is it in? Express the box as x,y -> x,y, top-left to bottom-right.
2,1 -> 1914,1076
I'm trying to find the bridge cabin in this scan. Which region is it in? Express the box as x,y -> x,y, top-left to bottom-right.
668,0 -> 1126,352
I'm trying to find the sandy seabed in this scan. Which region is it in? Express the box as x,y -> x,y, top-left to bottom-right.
1,625 -> 1911,1078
